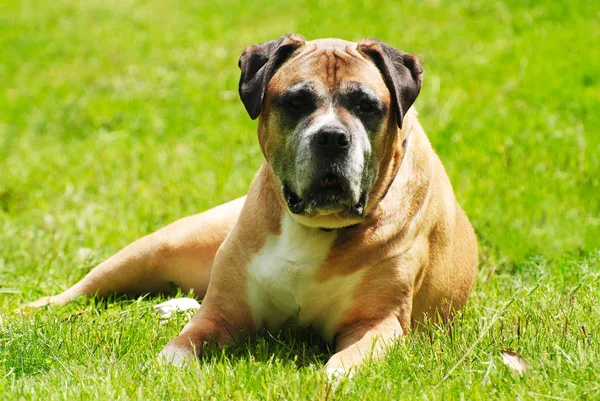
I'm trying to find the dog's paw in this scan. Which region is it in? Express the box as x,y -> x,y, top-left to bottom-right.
21,296 -> 52,309
19,295 -> 68,311
153,298 -> 200,320
158,344 -> 196,367
324,361 -> 354,383
325,366 -> 347,381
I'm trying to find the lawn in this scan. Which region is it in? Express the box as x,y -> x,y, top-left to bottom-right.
1,0 -> 599,399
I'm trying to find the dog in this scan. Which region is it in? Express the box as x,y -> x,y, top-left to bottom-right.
26,34 -> 478,376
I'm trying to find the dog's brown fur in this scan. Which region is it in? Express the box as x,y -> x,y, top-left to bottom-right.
26,35 -> 478,376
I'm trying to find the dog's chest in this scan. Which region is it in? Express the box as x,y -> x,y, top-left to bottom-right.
246,215 -> 362,340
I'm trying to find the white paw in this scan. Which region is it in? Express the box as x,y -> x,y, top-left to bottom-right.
158,344 -> 196,367
153,298 -> 200,320
324,364 -> 353,381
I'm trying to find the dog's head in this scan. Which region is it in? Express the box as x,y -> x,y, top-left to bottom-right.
238,34 -> 423,228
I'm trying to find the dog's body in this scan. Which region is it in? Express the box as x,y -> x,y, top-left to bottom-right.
27,35 -> 478,376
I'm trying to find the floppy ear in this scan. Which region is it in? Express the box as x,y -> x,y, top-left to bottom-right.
357,38 -> 423,128
238,34 -> 306,119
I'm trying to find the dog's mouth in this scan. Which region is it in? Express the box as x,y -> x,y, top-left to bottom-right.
283,173 -> 366,217
313,173 -> 346,200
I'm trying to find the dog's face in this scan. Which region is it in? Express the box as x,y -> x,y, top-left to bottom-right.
239,35 -> 423,228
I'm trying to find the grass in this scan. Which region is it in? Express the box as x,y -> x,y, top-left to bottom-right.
0,0 -> 598,399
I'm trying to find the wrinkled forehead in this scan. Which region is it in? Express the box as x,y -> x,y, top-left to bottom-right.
267,39 -> 390,100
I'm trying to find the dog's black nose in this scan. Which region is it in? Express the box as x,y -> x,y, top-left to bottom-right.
314,126 -> 350,157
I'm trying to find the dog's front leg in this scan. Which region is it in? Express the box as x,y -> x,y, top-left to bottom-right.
158,304 -> 253,366
158,226 -> 258,366
324,314 -> 406,378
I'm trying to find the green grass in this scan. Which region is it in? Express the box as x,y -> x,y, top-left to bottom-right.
1,0 -> 599,399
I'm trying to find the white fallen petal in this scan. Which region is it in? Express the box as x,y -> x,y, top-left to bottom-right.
153,298 -> 200,319
501,349 -> 532,375
76,247 -> 94,262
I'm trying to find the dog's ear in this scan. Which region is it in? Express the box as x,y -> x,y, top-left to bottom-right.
357,38 -> 423,128
238,34 -> 306,119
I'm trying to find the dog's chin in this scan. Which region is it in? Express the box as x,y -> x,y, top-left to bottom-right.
289,212 -> 364,230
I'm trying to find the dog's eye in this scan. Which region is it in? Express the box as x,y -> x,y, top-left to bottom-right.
277,86 -> 317,116
288,97 -> 310,110
358,99 -> 377,113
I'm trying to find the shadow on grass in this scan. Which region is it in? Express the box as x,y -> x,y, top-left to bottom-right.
204,327 -> 333,369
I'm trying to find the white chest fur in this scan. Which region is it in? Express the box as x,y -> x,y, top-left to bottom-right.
246,214 -> 363,340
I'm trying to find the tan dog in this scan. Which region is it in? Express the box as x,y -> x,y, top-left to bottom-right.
27,35 -> 478,376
